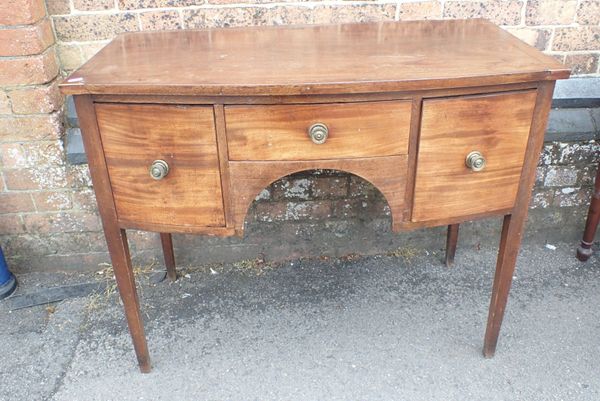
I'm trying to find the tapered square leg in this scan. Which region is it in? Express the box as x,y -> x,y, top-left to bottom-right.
74,95 -> 151,373
445,224 -> 460,267
107,228 -> 152,372
482,81 -> 556,358
160,233 -> 177,281
577,165 -> 600,262
483,214 -> 521,358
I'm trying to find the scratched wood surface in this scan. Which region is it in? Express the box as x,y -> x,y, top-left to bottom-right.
60,20 -> 568,96
95,103 -> 226,229
412,90 -> 538,222
225,101 -> 411,161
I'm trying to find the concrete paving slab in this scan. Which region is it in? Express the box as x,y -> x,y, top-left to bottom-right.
1,242 -> 599,400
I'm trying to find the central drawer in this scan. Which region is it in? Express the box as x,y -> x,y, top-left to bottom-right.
225,101 -> 411,161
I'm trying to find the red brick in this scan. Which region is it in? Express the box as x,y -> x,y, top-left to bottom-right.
564,53 -> 599,75
66,165 -> 92,188
1,141 -> 64,169
72,188 -> 97,211
0,0 -> 46,25
73,0 -> 115,11
272,177 -> 312,200
53,13 -> 139,42
525,0 -> 577,25
398,1 -> 442,20
576,0 -> 600,25
47,232 -> 107,254
31,191 -> 72,211
553,27 -> 600,52
0,192 -> 35,213
7,81 -> 63,114
332,198 -> 390,218
443,0 -> 523,25
56,44 -> 84,72
252,200 -> 333,222
127,230 -> 160,250
581,164 -> 599,186
184,4 -> 395,28
306,4 -> 397,24
46,0 -> 70,15
22,211 -> 101,233
0,214 -> 25,234
251,201 -> 289,223
530,189 -> 553,209
553,187 -> 592,207
312,176 -> 348,198
544,167 -> 578,187
119,0 -> 202,8
3,165 -> 68,190
0,49 -> 59,86
0,112 -> 62,141
1,231 -> 107,259
0,19 -> 54,57
0,91 -> 10,114
139,10 -> 183,31
349,175 -> 379,198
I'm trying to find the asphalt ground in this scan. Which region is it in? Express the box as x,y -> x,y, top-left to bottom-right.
1,241 -> 599,400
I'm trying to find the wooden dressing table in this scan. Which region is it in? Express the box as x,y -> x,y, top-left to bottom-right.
60,19 -> 569,372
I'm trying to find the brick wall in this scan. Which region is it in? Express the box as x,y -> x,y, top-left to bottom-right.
0,0 -> 105,271
48,0 -> 600,76
0,0 -> 599,272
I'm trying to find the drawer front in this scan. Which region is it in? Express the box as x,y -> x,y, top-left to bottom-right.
225,101 -> 411,161
412,91 -> 537,222
96,103 -> 225,228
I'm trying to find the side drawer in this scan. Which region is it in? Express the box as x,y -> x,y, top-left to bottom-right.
95,103 -> 225,228
412,90 -> 537,222
225,101 -> 411,161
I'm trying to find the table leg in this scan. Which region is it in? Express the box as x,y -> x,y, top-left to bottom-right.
106,227 -> 152,373
74,94 -> 151,372
160,233 -> 177,281
577,165 -> 600,262
482,81 -> 555,357
483,214 -> 523,358
445,224 -> 460,267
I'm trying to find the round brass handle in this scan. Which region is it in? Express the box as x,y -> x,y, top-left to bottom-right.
308,123 -> 329,144
465,151 -> 486,172
149,159 -> 169,180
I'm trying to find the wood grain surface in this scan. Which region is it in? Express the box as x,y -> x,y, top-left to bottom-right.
62,18 -> 571,371
89,82 -> 541,106
412,90 -> 537,222
225,101 -> 411,161
60,20 -> 568,96
74,95 -> 151,372
483,82 -> 556,357
95,103 -> 225,229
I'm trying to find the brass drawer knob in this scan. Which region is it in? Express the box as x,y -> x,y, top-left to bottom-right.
308,123 -> 328,144
149,159 -> 169,180
465,151 -> 486,172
